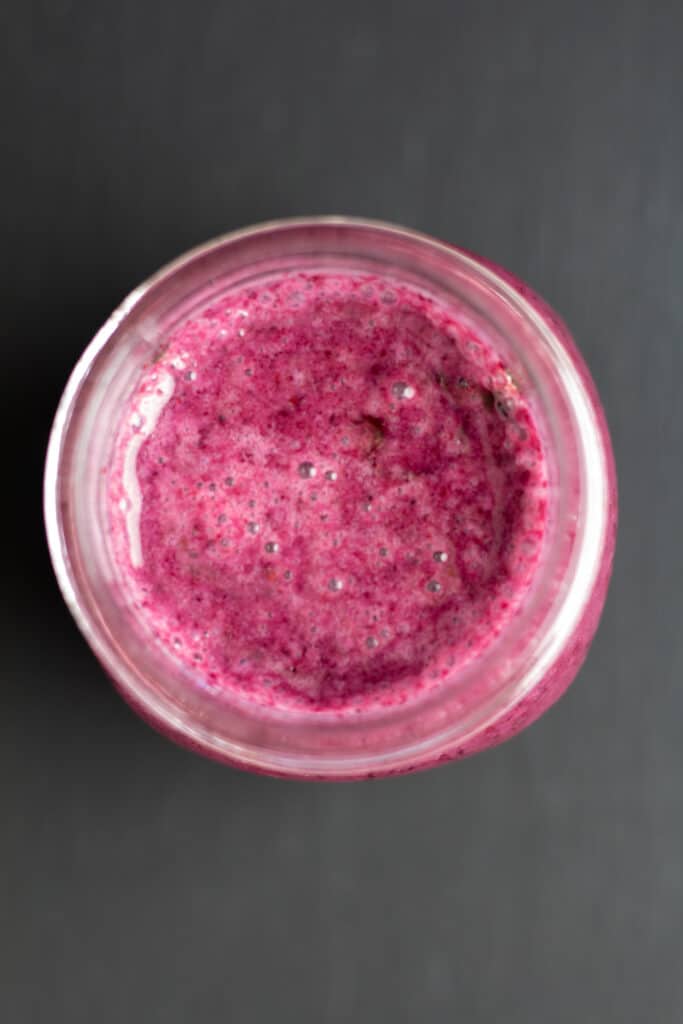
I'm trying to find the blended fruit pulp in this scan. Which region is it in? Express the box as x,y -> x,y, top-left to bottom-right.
109,272 -> 548,713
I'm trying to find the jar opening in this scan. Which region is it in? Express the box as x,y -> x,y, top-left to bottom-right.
44,218 -> 614,777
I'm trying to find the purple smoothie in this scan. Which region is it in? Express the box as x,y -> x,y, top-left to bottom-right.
109,271 -> 547,717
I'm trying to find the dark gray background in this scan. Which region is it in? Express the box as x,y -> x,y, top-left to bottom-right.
2,1 -> 681,1021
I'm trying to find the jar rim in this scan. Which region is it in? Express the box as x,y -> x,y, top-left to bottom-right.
44,216 -> 615,777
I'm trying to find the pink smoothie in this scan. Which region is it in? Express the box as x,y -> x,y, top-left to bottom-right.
109,272 -> 548,716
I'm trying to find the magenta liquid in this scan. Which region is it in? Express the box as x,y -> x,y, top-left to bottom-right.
108,271 -> 548,716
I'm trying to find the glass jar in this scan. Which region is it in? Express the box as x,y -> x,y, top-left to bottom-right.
44,217 -> 617,779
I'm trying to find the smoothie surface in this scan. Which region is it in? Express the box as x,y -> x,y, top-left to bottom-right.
109,271 -> 547,712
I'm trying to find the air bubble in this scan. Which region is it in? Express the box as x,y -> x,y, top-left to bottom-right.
433,551 -> 448,563
264,541 -> 279,553
426,580 -> 442,593
325,470 -> 338,481
366,636 -> 378,649
328,578 -> 343,592
247,521 -> 260,534
392,382 -> 415,400
298,461 -> 316,479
